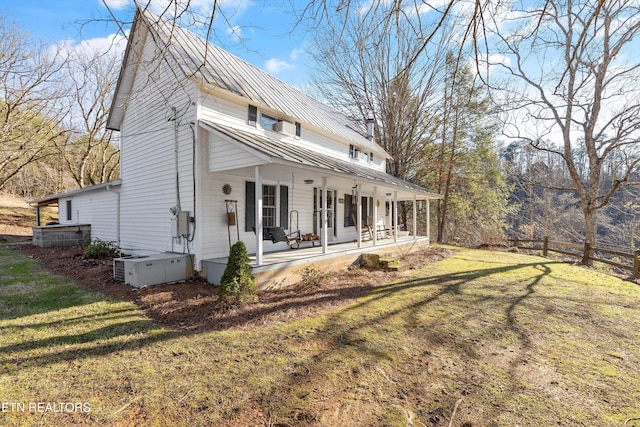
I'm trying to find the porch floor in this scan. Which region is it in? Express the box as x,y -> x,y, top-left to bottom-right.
202,235 -> 430,289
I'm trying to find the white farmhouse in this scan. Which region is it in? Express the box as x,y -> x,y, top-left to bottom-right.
32,6 -> 440,288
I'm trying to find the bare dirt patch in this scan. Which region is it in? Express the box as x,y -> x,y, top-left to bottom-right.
0,193 -> 56,241
14,244 -> 451,331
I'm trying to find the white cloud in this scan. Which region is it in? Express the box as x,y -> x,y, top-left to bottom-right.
264,58 -> 293,74
57,32 -> 128,59
226,25 -> 242,40
289,47 -> 304,60
412,0 -> 450,15
102,0 -> 132,10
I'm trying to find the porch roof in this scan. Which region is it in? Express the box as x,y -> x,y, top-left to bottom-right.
200,121 -> 441,199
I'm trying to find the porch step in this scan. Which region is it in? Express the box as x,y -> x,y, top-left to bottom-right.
361,253 -> 409,272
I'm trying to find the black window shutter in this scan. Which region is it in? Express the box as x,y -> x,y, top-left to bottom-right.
245,181 -> 255,232
279,185 -> 289,229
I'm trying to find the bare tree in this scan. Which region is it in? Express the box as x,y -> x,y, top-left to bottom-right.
308,2 -> 453,181
0,17 -> 69,192
485,0 -> 640,248
60,47 -> 120,187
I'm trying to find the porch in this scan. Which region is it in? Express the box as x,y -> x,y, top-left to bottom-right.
202,234 -> 431,289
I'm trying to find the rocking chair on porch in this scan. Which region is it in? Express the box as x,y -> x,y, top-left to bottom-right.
351,214 -> 374,241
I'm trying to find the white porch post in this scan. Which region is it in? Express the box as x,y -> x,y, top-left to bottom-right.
255,166 -> 263,266
426,198 -> 431,243
372,186 -> 378,246
322,177 -> 328,254
356,184 -> 362,248
413,194 -> 417,240
393,191 -> 398,243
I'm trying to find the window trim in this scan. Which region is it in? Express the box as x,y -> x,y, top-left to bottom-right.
245,181 -> 289,233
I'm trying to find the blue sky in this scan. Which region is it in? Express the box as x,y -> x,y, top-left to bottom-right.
0,0 -> 313,87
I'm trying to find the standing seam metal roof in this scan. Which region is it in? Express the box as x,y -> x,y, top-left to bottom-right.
139,8 -> 388,157
201,121 -> 439,198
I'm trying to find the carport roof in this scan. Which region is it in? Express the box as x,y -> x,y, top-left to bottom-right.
28,180 -> 122,207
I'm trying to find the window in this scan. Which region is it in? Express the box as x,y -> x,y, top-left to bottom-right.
261,114 -> 278,130
262,185 -> 276,227
245,182 -> 289,232
349,144 -> 355,159
295,122 -> 301,137
248,105 -> 257,125
370,152 -> 373,164
66,200 -> 72,221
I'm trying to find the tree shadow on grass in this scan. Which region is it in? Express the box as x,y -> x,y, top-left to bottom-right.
254,258 -> 562,424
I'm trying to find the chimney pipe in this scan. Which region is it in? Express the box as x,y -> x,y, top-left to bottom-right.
366,116 -> 374,140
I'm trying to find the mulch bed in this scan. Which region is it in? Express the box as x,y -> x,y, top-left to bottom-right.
14,244 -> 451,332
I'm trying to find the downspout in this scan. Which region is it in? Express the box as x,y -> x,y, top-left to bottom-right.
172,106 -> 181,214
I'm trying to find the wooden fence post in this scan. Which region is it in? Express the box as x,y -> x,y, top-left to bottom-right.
634,250 -> 640,280
543,236 -> 548,257
514,237 -> 519,249
581,242 -> 593,266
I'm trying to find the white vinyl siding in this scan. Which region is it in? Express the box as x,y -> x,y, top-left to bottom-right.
118,35 -> 197,255
207,133 -> 266,171
197,88 -> 387,173
58,190 -> 119,243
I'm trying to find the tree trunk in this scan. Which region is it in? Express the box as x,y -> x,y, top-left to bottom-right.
583,208 -> 597,247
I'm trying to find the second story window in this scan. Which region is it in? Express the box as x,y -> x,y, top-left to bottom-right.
349,144 -> 355,158
248,105 -> 257,125
261,114 -> 278,130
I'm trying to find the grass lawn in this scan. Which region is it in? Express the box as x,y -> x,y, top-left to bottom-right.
1,243 -> 639,426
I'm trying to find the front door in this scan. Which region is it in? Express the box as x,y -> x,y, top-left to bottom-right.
313,188 -> 336,239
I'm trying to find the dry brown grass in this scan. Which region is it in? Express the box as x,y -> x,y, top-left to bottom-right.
0,193 -> 56,239
1,244 -> 639,426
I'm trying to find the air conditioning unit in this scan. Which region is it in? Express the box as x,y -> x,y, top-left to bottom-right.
272,121 -> 296,136
113,253 -> 190,288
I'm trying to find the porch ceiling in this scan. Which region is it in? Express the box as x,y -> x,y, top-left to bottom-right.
200,120 -> 441,199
